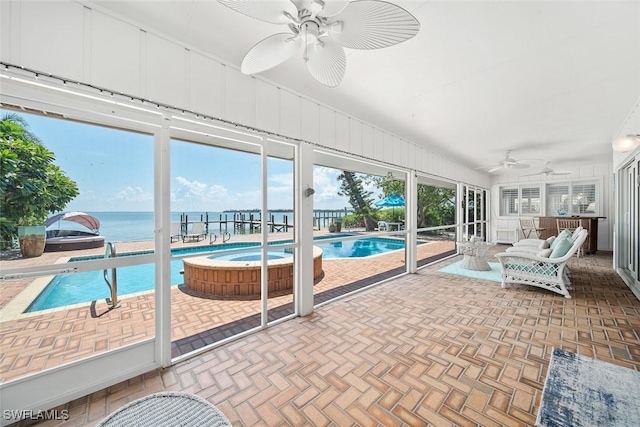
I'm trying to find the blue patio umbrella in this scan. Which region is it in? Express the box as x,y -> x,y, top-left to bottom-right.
374,195 -> 405,221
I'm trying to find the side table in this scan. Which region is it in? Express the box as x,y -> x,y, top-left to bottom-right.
458,241 -> 493,271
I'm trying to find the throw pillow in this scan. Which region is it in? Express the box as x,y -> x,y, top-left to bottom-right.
550,235 -> 563,250
559,229 -> 572,240
550,237 -> 574,258
537,248 -> 552,258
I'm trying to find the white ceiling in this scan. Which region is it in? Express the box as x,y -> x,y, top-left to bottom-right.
91,0 -> 640,175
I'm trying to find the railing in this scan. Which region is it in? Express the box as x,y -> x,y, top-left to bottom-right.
103,242 -> 120,309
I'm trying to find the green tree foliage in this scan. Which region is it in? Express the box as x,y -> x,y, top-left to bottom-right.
337,171 -> 378,231
0,113 -> 79,249
373,177 -> 455,228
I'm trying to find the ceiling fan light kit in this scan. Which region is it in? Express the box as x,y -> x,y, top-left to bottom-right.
219,0 -> 421,87
612,134 -> 640,153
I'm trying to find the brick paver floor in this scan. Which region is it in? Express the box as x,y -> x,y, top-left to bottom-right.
7,245 -> 640,426
0,232 -> 453,381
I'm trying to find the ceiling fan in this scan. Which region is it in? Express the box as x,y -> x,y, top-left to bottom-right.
218,0 -> 420,87
478,151 -> 533,173
522,162 -> 572,177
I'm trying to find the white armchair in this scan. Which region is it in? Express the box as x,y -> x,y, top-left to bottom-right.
495,229 -> 588,299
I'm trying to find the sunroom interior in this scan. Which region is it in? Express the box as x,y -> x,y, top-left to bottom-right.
0,0 -> 639,425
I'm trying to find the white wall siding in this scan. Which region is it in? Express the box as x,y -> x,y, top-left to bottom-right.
0,1 -> 490,187
255,79 -> 279,134
225,68 -> 255,127
90,11 -> 141,96
318,106 -> 336,148
280,90 -> 301,140
188,51 -> 223,119
146,34 -> 186,108
19,2 -> 84,80
349,118 -> 362,157
300,99 -> 319,144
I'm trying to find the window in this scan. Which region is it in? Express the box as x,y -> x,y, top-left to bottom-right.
546,181 -> 598,216
521,187 -> 541,214
546,184 -> 569,216
501,188 -> 519,215
500,186 -> 539,216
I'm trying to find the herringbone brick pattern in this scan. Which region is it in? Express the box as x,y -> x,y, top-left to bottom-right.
14,247 -> 640,426
0,236 -> 453,381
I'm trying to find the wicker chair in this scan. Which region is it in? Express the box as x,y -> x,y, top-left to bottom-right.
556,218 -> 583,257
495,229 -> 588,299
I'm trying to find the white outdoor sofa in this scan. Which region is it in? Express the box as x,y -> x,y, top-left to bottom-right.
495,229 -> 588,299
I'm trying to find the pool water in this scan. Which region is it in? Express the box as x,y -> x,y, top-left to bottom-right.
25,236 -> 409,313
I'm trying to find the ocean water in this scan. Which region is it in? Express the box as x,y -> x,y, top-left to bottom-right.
47,211 -> 297,243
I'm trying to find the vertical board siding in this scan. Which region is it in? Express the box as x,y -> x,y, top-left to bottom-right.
318,107 -> 336,148
335,113 -> 350,149
255,80 -> 280,134
1,2 -> 489,188
349,119 -> 362,157
383,133 -> 394,162
90,11 -> 141,96
189,51 -> 223,119
280,90 -> 301,139
225,68 -> 255,127
361,125 -> 374,159
372,128 -> 384,160
146,34 -> 186,109
301,99 -> 320,144
19,2 -> 84,80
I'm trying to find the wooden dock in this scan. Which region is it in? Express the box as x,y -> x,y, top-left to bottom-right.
179,210 -> 351,235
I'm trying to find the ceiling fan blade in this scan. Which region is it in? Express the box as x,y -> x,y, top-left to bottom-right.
218,0 -> 298,24
510,163 -> 530,169
305,38 -> 346,87
327,0 -> 420,50
487,165 -> 504,173
241,33 -> 302,75
315,0 -> 349,17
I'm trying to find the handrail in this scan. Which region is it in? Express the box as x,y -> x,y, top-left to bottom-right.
222,231 -> 231,243
103,242 -> 120,309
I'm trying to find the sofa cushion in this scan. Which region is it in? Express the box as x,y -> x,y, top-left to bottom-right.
550,237 -> 574,258
537,248 -> 552,258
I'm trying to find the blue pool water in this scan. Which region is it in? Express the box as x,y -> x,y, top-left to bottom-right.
25,236 -> 409,313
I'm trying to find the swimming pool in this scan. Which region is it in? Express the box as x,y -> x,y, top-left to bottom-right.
25,236 -> 410,312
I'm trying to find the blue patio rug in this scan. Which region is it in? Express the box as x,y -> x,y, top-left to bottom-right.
438,260 -> 502,282
536,348 -> 640,427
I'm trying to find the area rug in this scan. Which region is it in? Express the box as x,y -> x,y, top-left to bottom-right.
96,391 -> 231,427
438,260 -> 502,282
536,347 -> 640,427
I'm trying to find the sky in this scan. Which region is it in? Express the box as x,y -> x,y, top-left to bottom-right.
4,109 -> 381,212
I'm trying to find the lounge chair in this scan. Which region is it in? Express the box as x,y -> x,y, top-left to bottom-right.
495,229 -> 588,298
182,222 -> 207,242
170,222 -> 183,243
377,221 -> 388,231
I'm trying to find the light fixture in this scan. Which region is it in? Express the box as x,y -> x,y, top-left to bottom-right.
612,134 -> 640,153
304,187 -> 315,197
218,0 -> 420,87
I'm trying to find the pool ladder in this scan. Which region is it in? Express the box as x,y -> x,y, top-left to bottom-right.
103,242 -> 120,309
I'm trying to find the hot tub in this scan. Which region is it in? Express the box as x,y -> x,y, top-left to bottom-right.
182,246 -> 323,299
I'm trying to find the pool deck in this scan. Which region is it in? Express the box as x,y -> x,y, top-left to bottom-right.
0,231 -> 455,382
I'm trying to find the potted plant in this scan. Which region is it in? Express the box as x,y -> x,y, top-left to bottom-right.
329,222 -> 337,233
17,215 -> 47,258
1,113 -> 79,257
